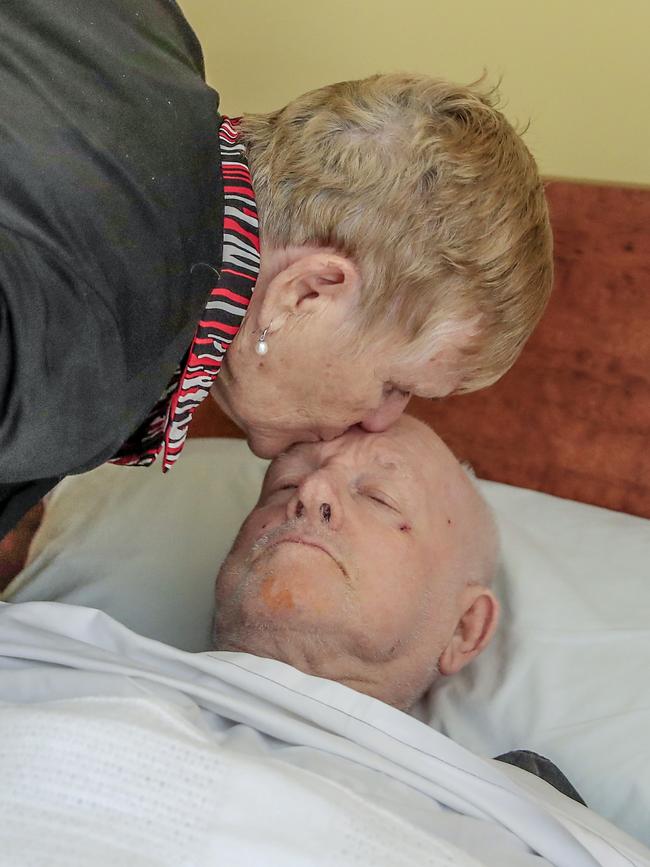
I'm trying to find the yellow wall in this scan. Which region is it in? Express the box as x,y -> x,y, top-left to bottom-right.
180,0 -> 649,185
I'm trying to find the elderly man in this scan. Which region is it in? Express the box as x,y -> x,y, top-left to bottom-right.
213,415 -> 590,804
1,419 -> 648,865
214,415 -> 500,711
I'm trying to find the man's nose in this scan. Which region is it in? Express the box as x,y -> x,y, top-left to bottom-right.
360,390 -> 411,434
287,473 -> 342,530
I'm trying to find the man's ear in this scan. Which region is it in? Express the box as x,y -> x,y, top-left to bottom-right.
438,585 -> 499,677
258,252 -> 361,334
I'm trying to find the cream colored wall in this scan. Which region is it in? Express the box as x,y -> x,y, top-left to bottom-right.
180,0 -> 649,185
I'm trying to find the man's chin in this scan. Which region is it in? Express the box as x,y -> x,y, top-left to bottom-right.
214,608 -> 360,682
254,542 -> 348,598
214,603 -> 339,660
216,568 -> 346,647
214,547 -> 354,667
254,573 -> 341,621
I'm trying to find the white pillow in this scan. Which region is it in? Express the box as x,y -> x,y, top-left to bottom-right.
425,481 -> 650,846
4,438 -> 650,845
4,440 -> 268,652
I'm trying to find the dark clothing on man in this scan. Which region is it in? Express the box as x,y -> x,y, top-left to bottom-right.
496,750 -> 587,806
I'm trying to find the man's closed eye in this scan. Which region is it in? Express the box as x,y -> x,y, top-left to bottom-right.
361,490 -> 399,512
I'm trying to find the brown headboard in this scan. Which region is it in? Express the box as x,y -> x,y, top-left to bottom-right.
190,180 -> 650,519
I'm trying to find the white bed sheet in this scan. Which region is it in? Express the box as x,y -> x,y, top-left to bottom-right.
6,439 -> 650,845
0,602 -> 647,867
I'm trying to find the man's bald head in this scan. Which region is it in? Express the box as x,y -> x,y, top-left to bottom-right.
396,416 -> 500,589
214,416 -> 500,710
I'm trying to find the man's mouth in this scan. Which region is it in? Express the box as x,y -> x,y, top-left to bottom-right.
260,534 -> 350,582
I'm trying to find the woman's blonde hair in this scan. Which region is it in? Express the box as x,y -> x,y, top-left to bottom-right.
240,73 -> 553,391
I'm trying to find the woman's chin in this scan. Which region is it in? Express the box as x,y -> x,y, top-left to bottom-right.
245,429 -> 308,459
246,435 -> 283,460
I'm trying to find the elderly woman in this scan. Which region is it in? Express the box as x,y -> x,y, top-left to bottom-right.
0,0 -> 552,540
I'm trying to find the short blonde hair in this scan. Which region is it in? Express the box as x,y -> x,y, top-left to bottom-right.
241,73 -> 553,391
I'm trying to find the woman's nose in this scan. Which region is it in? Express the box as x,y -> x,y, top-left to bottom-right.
360,390 -> 411,434
287,474 -> 342,530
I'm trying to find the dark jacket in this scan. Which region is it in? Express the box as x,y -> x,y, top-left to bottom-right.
0,0 -> 223,538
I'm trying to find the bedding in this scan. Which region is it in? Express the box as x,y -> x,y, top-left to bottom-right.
0,601 -> 648,867
3,437 -> 650,845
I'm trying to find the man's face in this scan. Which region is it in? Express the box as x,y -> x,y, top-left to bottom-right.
214,416 -> 497,709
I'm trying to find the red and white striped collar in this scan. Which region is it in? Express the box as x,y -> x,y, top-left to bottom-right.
111,117 -> 259,471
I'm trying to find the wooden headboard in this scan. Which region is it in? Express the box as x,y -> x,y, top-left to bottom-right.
190,180 -> 650,519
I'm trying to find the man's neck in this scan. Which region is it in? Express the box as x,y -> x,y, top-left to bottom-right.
214,625 -> 434,712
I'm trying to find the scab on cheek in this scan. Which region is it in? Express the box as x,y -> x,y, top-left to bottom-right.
260,576 -> 295,612
399,523 -> 412,533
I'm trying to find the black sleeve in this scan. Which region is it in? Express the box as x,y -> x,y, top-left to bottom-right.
0,0 -> 223,531
0,230 -> 130,483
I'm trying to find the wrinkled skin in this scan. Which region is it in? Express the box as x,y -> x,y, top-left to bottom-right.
214,416 -> 499,710
210,246 -> 470,458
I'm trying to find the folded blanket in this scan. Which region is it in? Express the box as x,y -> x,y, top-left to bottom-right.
0,602 -> 647,867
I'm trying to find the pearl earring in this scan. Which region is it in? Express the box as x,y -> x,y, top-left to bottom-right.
256,327 -> 269,356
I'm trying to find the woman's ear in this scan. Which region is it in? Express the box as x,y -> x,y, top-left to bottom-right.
258,252 -> 361,333
438,586 -> 500,677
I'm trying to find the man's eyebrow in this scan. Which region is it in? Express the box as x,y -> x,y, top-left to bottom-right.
263,454 -> 290,480
371,455 -> 411,476
266,450 -> 312,477
265,458 -> 292,480
375,459 -> 399,472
